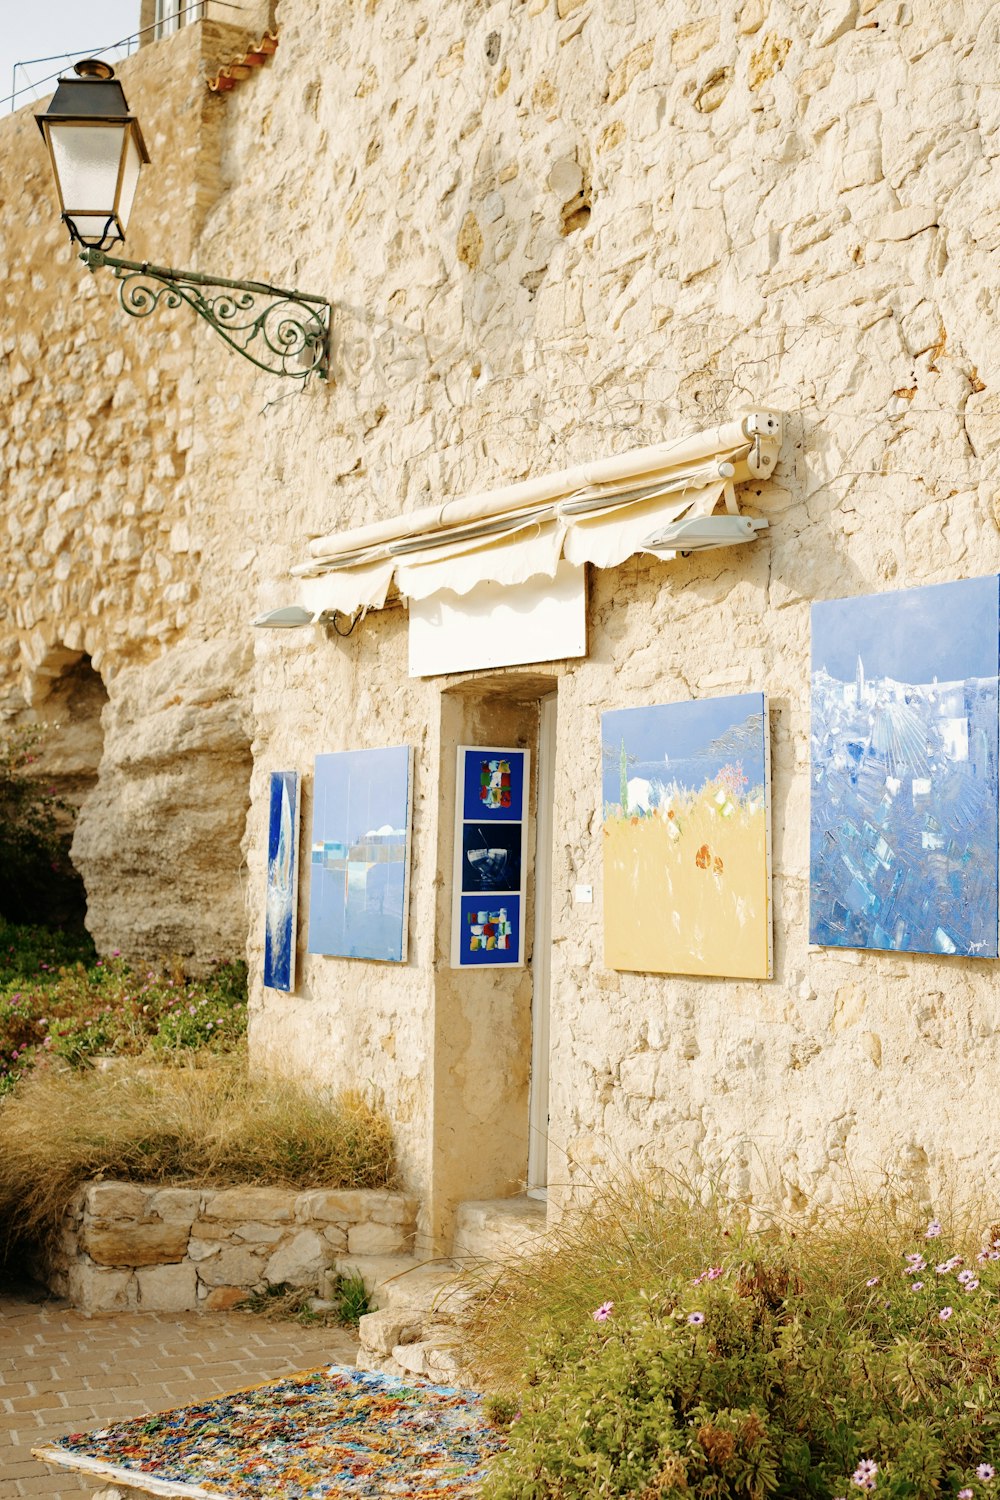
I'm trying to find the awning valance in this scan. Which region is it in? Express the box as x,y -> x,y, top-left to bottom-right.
291,412 -> 781,618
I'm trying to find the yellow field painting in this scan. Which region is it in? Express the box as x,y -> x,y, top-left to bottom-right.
603,782 -> 770,979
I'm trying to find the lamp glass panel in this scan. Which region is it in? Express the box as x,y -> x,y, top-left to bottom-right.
116,128 -> 143,231
65,212 -> 119,243
48,123 -> 127,214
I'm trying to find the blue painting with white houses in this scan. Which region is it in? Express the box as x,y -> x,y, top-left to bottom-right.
810,576 -> 1000,956
308,746 -> 413,963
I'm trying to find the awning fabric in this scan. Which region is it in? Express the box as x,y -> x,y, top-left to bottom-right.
292,416 -> 771,618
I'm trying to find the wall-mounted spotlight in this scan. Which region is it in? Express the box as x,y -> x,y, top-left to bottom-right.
252,606 -> 316,629
36,61 -> 331,380
643,514 -> 768,556
253,605 -> 360,637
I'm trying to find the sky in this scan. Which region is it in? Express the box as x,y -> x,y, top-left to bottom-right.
313,749 -> 412,845
2,2 -> 141,114
601,694 -> 767,801
812,575 -> 1000,685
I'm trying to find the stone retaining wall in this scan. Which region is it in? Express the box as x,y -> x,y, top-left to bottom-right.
43,1182 -> 417,1316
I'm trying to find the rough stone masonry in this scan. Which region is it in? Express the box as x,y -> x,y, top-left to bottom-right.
2,0 -> 1000,1240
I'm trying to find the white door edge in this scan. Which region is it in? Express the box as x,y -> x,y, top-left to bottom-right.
527,694 -> 556,1193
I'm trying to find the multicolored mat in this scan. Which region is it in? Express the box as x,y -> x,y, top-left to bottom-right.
33,1364 -> 505,1498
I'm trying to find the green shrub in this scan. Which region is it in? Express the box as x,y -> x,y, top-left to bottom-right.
470,1184 -> 1000,1500
0,920 -> 248,1091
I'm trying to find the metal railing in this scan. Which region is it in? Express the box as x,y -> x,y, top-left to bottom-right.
5,1 -> 248,114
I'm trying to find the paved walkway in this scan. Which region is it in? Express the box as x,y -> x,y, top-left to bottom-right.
1,1284 -> 359,1497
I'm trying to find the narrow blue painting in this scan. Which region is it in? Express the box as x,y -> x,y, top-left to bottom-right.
264,771 -> 300,992
307,746 -> 413,963
810,576 -> 1000,956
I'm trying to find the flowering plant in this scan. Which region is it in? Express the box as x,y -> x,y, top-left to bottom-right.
479,1202 -> 1000,1500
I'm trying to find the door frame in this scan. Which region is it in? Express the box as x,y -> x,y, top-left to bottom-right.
527,692 -> 556,1195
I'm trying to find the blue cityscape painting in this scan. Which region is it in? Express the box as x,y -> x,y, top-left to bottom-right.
264,771 -> 299,992
307,746 -> 413,963
810,576 -> 1000,956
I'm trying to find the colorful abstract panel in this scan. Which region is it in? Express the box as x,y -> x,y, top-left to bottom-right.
601,694 -> 771,979
37,1363 -> 505,1498
810,577 -> 1000,956
459,895 -> 522,964
307,746 -> 413,963
453,746 -> 529,967
264,770 -> 299,991
463,749 -> 525,820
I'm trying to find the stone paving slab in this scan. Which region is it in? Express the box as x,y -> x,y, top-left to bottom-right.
1,1285 -> 358,1497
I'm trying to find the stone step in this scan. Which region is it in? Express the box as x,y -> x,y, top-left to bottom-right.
329,1253 -> 474,1317
451,1195 -> 548,1264
321,1253 -> 419,1309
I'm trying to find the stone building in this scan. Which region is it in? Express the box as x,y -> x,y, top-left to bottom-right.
2,0 -> 1000,1254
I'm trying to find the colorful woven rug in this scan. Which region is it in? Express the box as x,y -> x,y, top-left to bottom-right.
33,1364 -> 506,1498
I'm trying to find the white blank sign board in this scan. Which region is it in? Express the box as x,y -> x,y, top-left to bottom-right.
408,562 -> 587,678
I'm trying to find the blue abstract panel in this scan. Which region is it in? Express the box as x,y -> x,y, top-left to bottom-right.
307,746 -> 412,963
461,822 -> 522,893
264,771 -> 299,992
810,576 -> 1000,956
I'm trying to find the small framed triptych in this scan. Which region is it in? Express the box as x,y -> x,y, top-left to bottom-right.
451,746 -> 530,967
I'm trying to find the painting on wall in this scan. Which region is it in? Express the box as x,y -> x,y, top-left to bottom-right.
452,747 -> 529,966
307,745 -> 414,963
264,771 -> 300,992
601,694 -> 772,979
810,576 -> 1000,956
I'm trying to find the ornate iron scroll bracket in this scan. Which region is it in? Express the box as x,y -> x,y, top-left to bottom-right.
80,248 -> 331,381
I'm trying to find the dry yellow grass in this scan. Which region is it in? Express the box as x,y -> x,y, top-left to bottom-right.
0,1051 -> 397,1252
603,784 -> 769,977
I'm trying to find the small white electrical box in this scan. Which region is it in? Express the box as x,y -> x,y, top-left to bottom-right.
574,884 -> 593,904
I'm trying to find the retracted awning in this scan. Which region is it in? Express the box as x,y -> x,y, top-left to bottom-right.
291,411 -> 781,617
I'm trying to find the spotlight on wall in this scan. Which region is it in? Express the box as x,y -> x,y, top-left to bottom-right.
252,606 -> 316,629
35,61 -> 331,380
642,514 -> 768,556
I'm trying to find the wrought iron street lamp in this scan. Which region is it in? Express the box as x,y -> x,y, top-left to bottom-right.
35,61 -> 331,380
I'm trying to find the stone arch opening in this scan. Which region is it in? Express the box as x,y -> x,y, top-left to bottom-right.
14,650 -> 109,930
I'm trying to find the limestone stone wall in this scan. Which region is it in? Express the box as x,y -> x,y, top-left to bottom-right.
45,1180 -> 417,1315
5,0 -> 1000,1242
0,22 -> 262,962
225,0 -> 1000,1233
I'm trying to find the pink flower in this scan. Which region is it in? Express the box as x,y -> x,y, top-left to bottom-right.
963,1279 -> 980,1292
905,1254 -> 926,1272
958,1489 -> 973,1499
938,1306 -> 953,1321
592,1301 -> 614,1322
910,1282 -> 924,1291
687,1311 -> 705,1326
866,1276 -> 880,1287
706,1266 -> 724,1280
976,1464 -> 996,1482
925,1220 -> 942,1239
852,1457 -> 878,1491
